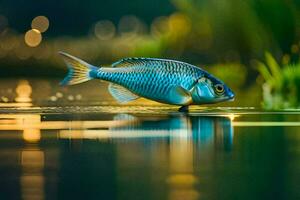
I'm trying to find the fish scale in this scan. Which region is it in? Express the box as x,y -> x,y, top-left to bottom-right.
96,61 -> 203,103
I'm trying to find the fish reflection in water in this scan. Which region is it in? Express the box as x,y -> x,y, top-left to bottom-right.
0,113 -> 233,200
107,114 -> 233,200
60,114 -> 233,199
109,114 -> 233,147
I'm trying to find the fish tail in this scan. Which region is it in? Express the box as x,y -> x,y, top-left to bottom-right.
59,51 -> 99,86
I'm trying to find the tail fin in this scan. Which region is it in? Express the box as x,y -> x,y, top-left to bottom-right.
59,51 -> 97,86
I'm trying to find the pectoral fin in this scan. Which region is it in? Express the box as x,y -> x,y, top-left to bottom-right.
168,86 -> 192,105
108,83 -> 140,103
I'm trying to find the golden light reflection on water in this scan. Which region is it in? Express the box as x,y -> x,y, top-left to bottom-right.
233,121 -> 300,126
19,113 -> 45,200
59,130 -> 110,140
21,150 -> 44,168
167,117 -> 199,200
0,112 -> 299,142
21,149 -> 45,200
0,79 -> 33,107
0,112 -> 47,199
0,114 -> 129,130
23,129 -> 41,142
21,175 -> 44,200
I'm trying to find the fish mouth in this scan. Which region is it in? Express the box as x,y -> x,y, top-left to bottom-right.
227,93 -> 235,101
228,98 -> 235,102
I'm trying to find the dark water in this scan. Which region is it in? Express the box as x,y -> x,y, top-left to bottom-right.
0,110 -> 299,200
0,79 -> 299,200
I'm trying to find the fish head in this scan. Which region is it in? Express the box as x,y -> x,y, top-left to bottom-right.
191,74 -> 235,104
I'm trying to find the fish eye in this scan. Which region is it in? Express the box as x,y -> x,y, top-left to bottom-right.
214,84 -> 224,94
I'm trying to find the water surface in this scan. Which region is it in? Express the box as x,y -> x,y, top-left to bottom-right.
0,79 -> 299,200
0,109 -> 299,200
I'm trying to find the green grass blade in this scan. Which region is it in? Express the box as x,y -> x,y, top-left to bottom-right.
265,52 -> 282,80
256,61 -> 272,81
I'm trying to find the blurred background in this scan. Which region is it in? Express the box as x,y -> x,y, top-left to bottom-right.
1,2 -> 300,200
1,0 -> 300,108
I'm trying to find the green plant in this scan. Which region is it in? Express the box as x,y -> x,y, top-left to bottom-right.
257,52 -> 300,109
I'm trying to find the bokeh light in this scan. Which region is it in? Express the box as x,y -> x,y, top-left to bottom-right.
94,20 -> 115,40
168,13 -> 191,36
24,29 -> 42,47
291,44 -> 299,54
15,80 -> 32,103
31,16 -> 49,33
151,16 -> 169,37
118,15 -> 145,37
282,54 -> 290,65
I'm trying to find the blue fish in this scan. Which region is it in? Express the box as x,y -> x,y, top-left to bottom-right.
59,52 -> 234,108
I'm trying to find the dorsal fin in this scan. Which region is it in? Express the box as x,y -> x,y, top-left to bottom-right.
111,57 -> 195,68
108,83 -> 140,103
112,58 -> 149,68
